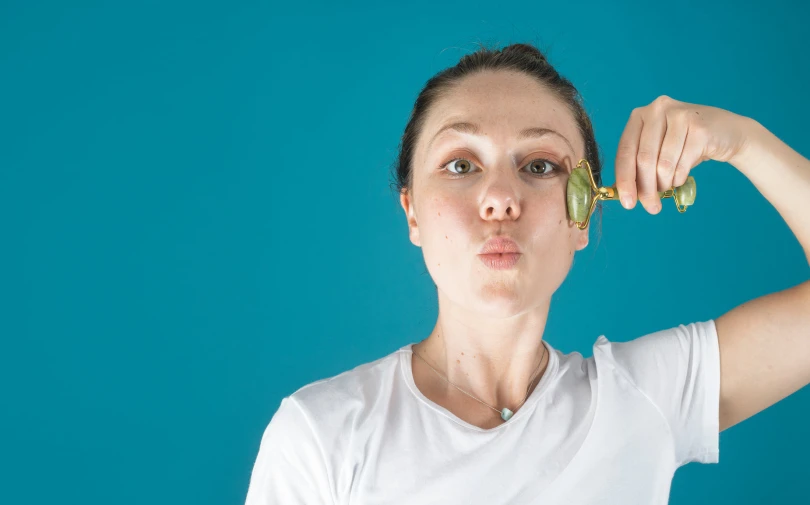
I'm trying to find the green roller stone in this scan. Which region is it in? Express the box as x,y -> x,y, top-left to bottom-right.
674,176 -> 696,206
566,166 -> 592,223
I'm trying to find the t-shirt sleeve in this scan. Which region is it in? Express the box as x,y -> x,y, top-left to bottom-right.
244,396 -> 336,505
606,319 -> 721,467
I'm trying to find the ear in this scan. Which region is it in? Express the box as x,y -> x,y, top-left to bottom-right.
399,190 -> 421,247
574,226 -> 589,251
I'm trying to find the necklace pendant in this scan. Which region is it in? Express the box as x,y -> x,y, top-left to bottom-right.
500,408 -> 514,421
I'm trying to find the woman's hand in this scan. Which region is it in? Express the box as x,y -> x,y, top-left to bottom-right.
615,95 -> 754,213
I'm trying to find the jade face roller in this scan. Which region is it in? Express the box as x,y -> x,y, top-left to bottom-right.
566,159 -> 697,230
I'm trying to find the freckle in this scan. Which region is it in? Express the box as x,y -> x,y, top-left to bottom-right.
438,212 -> 441,216
461,352 -> 464,355
456,359 -> 460,364
445,236 -> 448,239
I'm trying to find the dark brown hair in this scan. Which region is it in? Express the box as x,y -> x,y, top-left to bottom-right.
389,41 -> 604,234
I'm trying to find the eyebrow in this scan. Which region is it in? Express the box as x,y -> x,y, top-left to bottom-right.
426,121 -> 575,155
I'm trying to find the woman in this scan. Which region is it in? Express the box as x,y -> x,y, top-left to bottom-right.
244,43 -> 810,504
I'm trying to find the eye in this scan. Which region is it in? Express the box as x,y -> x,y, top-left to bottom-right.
524,158 -> 560,176
442,158 -> 476,176
438,157 -> 561,178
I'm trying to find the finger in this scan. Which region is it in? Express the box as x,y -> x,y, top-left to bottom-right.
672,124 -> 705,187
614,109 -> 642,209
636,110 -> 667,214
656,112 -> 688,192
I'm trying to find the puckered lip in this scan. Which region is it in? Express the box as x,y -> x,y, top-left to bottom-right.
478,236 -> 522,254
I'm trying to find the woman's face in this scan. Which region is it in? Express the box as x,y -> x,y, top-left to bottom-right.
400,70 -> 590,316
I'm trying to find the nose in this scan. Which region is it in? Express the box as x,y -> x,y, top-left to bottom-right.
480,183 -> 521,221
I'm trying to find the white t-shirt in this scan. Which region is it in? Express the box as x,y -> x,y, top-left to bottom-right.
245,320 -> 720,505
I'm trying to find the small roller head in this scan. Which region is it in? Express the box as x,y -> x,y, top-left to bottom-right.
674,176 -> 696,207
567,166 -> 593,224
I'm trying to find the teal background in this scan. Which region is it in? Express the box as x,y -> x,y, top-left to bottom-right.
2,0 -> 809,503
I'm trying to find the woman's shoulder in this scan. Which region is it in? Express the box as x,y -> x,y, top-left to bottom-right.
287,344 -> 407,418
550,319 -> 718,396
589,319 -> 718,382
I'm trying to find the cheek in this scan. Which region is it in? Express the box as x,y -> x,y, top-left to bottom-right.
426,194 -> 472,228
420,195 -> 476,263
528,188 -> 569,226
525,194 -> 576,254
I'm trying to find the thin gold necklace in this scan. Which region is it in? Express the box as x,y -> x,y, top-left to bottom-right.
412,339 -> 547,422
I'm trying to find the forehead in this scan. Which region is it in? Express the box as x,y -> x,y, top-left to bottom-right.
417,70 -> 584,159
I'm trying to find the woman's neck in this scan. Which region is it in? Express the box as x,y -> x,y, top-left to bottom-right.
410,330 -> 550,417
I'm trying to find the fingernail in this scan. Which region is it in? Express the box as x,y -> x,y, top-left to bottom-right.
621,195 -> 632,209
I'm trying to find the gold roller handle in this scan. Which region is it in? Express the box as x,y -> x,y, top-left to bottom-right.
567,159 -> 697,230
